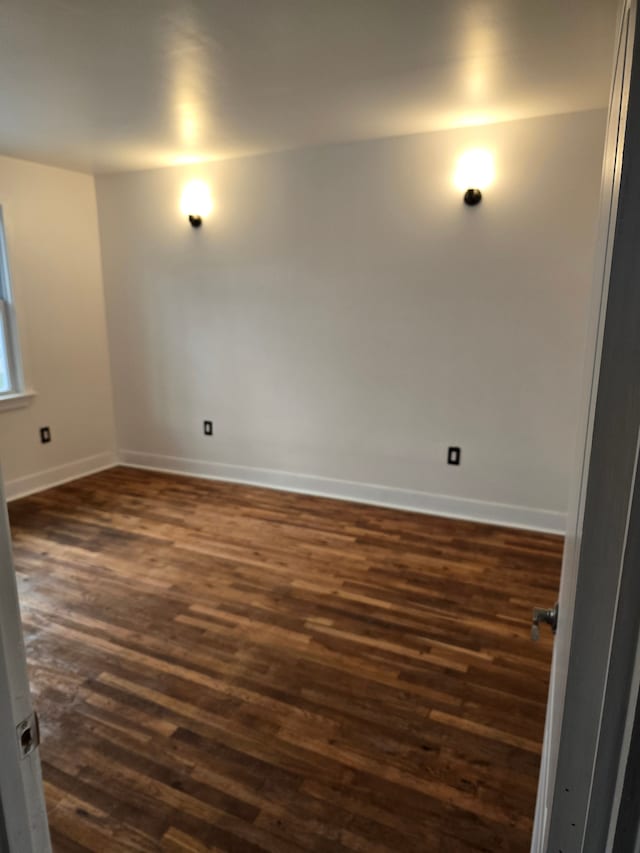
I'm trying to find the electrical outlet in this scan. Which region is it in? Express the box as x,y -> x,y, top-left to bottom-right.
40,426 -> 51,444
203,420 -> 213,436
447,446 -> 461,465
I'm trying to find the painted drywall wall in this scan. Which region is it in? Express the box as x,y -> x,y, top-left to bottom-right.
96,110 -> 606,530
0,155 -> 116,497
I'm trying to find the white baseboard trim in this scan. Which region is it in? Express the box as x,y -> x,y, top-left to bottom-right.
119,450 -> 566,534
5,451 -> 118,501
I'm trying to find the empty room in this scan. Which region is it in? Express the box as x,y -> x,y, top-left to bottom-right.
2,0 -> 640,851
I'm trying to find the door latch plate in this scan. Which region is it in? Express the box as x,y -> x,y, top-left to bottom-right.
16,711 -> 40,758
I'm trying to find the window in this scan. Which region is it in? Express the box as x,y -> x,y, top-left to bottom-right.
0,208 -> 24,398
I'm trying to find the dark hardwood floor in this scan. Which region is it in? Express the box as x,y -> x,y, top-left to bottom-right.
8,466 -> 562,852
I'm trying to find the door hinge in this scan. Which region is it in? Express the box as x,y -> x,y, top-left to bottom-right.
16,711 -> 40,758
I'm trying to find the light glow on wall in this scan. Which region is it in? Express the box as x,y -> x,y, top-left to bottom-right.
180,180 -> 214,219
453,149 -> 495,191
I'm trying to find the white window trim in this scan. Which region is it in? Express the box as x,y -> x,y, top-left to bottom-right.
0,389 -> 35,412
0,206 -> 31,407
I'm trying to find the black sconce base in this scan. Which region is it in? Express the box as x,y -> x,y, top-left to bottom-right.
188,215 -> 203,228
463,188 -> 482,206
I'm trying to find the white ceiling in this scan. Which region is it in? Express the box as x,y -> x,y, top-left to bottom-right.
0,0 -> 619,174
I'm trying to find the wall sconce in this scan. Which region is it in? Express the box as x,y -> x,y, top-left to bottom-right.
463,188 -> 482,206
454,149 -> 494,206
180,180 -> 213,227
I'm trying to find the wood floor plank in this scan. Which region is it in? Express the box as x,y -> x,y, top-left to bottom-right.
8,466 -> 562,852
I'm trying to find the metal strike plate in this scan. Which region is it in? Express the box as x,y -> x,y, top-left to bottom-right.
16,711 -> 40,758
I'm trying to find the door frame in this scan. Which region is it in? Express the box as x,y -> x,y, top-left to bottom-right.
0,471 -> 50,852
534,0 -> 640,848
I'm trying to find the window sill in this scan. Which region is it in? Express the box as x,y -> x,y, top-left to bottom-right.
0,389 -> 35,412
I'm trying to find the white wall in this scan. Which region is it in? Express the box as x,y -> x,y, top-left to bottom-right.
96,110 -> 606,531
0,155 -> 116,498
